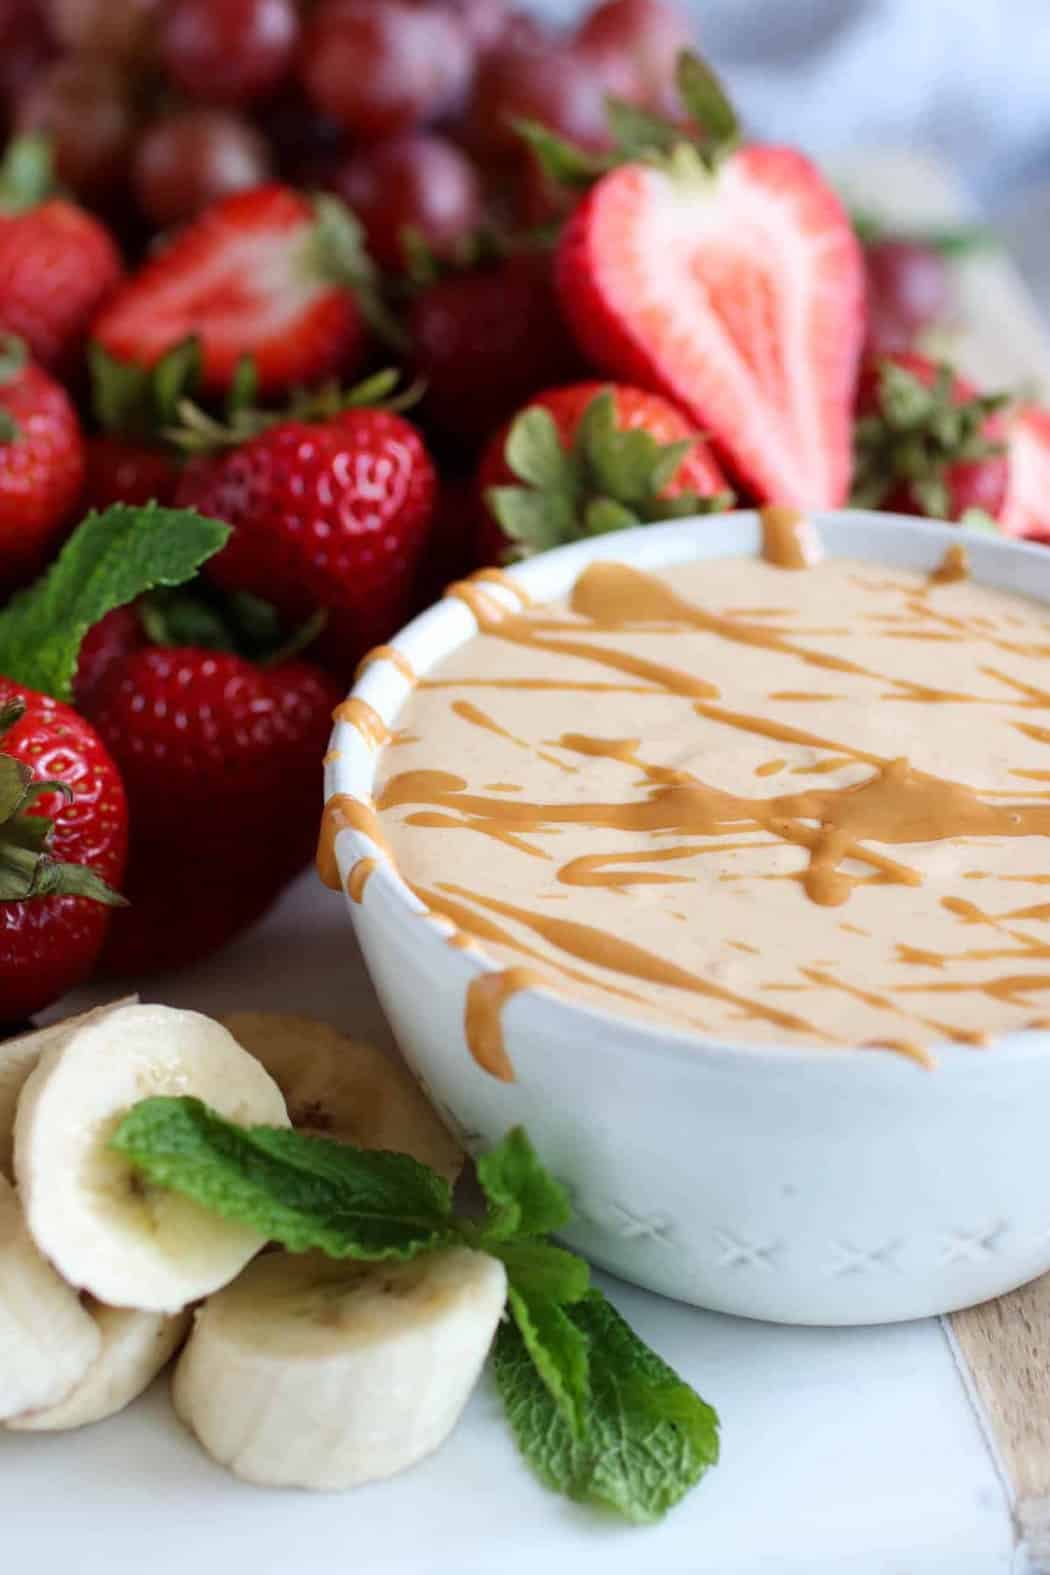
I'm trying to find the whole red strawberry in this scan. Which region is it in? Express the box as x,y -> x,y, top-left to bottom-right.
477,380 -> 731,562
0,137 -> 123,377
176,405 -> 437,673
88,646 -> 341,973
81,435 -> 179,513
852,352 -> 1009,522
409,253 -> 587,448
0,683 -> 127,1020
0,339 -> 85,592
93,185 -> 369,397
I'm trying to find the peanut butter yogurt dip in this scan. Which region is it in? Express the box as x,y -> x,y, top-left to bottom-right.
351,516 -> 1050,1069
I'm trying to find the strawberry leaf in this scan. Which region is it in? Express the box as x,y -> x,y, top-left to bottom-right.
0,504 -> 230,703
90,338 -> 202,439
603,97 -> 682,159
674,52 -> 740,157
585,497 -> 639,535
506,406 -> 579,494
511,120 -> 610,188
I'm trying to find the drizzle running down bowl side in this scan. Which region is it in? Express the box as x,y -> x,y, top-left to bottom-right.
324,512 -> 1050,1325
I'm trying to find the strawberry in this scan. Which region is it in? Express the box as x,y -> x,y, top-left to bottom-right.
552,55 -> 865,507
0,338 -> 85,593
88,646 -> 341,974
408,252 -> 587,448
73,605 -> 146,713
175,398 -> 437,674
0,136 -> 123,377
476,380 -> 731,562
999,405 -> 1050,543
852,352 -> 1009,523
0,684 -> 126,1020
82,435 -> 179,512
92,185 -> 370,397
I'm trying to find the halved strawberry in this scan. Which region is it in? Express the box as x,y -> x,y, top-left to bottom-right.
553,60 -> 865,507
999,405 -> 1050,543
92,185 -> 369,396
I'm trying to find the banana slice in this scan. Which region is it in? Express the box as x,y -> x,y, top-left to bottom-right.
0,998 -> 137,1179
172,1246 -> 507,1490
0,1174 -> 101,1422
14,1003 -> 290,1313
220,1012 -> 464,1184
7,1302 -> 191,1433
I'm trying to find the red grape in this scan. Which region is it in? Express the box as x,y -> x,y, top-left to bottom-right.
439,0 -> 511,56
301,0 -> 474,141
160,0 -> 300,106
466,43 -> 611,164
865,240 -> 954,354
134,108 -> 272,227
45,0 -> 161,63
332,134 -> 482,270
17,59 -> 135,198
575,0 -> 691,108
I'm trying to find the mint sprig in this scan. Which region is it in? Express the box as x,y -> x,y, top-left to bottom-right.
0,504 -> 231,702
111,1099 -> 719,1524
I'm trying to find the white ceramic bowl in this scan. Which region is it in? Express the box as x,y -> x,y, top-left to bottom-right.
326,511 -> 1050,1325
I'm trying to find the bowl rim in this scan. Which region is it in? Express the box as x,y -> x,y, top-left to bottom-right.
326,508 -> 1050,1073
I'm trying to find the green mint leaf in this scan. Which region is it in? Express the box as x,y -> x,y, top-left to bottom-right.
507,1286 -> 591,1439
674,52 -> 740,158
495,1288 -> 720,1524
506,406 -> 579,494
111,1097 -> 457,1260
490,1236 -> 590,1303
476,1126 -> 573,1242
0,505 -> 231,702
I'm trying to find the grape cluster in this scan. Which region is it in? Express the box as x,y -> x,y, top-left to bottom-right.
1,0 -> 690,256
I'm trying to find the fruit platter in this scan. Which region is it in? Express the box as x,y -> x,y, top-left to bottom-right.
3,2 -> 1050,1571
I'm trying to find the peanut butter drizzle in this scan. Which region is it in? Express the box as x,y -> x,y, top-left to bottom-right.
567,562 -> 976,702
316,794 -> 391,890
347,857 -> 378,903
405,809 -> 549,859
354,644 -> 415,684
332,697 -> 390,748
929,543 -> 970,585
323,749 -> 340,765
452,698 -> 576,773
464,967 -> 550,1081
438,882 -> 832,1041
756,758 -> 787,776
760,505 -> 821,569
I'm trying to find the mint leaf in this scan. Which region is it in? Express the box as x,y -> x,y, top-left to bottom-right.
0,505 -> 230,702
490,1237 -> 589,1303
111,1097 -> 456,1260
495,1288 -> 719,1524
507,1286 -> 590,1438
476,1127 -> 573,1242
